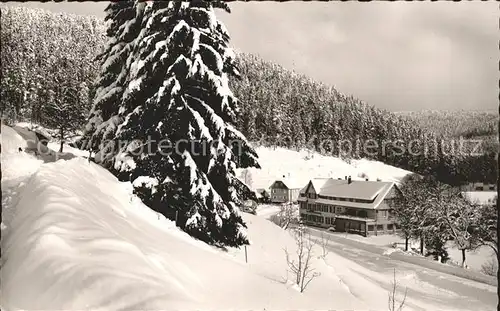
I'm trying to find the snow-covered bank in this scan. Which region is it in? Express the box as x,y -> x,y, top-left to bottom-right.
1,125 -> 495,310
237,146 -> 412,191
325,232 -> 496,274
0,158 -> 367,310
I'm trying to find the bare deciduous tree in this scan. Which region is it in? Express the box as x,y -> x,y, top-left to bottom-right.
388,268 -> 408,311
480,255 -> 497,276
270,203 -> 295,230
314,232 -> 330,258
284,226 -> 320,293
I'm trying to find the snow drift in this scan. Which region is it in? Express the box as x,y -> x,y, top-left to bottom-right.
0,157 -> 366,310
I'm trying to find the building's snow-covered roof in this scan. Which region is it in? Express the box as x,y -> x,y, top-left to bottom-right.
319,179 -> 394,201
461,191 -> 497,205
301,177 -> 396,210
269,178 -> 305,190
299,178 -> 330,194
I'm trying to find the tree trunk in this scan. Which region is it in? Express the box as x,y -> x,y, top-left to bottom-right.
461,249 -> 467,268
420,235 -> 425,255
59,127 -> 64,153
405,236 -> 409,252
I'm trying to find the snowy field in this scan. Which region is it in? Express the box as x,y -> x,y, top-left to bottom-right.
1,124 -> 496,310
236,146 -> 412,191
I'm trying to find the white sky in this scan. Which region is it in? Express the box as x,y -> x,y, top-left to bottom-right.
8,1 -> 498,112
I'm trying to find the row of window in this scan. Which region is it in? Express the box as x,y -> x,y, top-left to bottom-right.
300,202 -> 344,214
272,196 -> 286,200
367,224 -> 398,231
301,214 -> 335,225
318,195 -> 374,203
304,193 -> 375,204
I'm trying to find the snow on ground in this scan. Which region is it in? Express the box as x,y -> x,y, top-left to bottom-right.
14,122 -> 87,157
2,124 -> 45,237
327,232 -> 496,273
236,146 -> 412,191
2,125 -> 475,311
1,157 -> 370,310
46,141 -> 90,157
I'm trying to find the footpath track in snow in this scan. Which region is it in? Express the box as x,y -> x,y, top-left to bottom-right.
305,227 -> 498,310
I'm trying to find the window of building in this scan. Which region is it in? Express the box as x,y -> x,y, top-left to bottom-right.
490,186 -> 495,190
475,186 -> 484,191
367,225 -> 374,231
376,225 -> 383,231
387,224 -> 394,231
326,218 -> 330,225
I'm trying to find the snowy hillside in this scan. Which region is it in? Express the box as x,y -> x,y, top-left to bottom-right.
236,146 -> 412,191
2,125 -> 496,311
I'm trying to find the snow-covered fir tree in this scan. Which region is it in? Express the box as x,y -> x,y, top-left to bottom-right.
81,0 -> 260,247
78,0 -> 147,161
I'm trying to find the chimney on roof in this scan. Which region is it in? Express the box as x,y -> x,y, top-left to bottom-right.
348,176 -> 352,184
365,178 -> 369,181
283,175 -> 286,179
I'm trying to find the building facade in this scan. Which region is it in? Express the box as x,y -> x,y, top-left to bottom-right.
269,179 -> 302,203
298,177 -> 400,236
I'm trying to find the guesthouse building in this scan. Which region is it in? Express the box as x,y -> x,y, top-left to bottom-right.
269,178 -> 303,203
298,176 -> 400,236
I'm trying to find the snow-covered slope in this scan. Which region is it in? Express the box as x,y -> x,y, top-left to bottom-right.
237,146 -> 412,191
2,126 -> 491,311
1,156 -> 366,310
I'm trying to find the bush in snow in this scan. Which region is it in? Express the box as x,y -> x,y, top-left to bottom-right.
79,0 -> 260,247
283,224 -> 320,293
480,256 -> 498,277
270,203 -> 298,230
388,268 -> 408,311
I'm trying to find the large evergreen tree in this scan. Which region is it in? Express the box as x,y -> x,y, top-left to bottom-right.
78,0 -> 147,160
81,0 -> 259,247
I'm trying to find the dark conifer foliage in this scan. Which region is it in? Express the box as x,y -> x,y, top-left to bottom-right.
80,1 -> 259,247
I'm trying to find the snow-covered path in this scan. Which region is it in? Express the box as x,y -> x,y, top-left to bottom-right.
2,125 -> 44,237
305,227 -> 497,311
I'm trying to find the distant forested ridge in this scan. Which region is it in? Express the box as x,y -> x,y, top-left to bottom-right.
1,6 -> 106,133
1,6 -> 496,184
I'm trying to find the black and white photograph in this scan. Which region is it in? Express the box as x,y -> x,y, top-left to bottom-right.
0,1 -> 498,310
